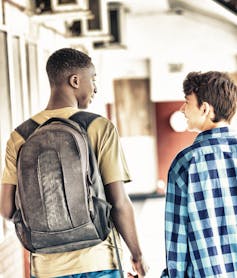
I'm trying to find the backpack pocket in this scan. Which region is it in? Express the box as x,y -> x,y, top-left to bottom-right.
13,209 -> 35,252
92,196 -> 112,240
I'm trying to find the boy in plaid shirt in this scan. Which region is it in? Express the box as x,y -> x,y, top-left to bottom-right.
161,71 -> 237,277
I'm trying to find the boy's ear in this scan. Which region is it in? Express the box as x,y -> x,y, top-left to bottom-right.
201,102 -> 210,116
202,102 -> 215,120
69,74 -> 80,88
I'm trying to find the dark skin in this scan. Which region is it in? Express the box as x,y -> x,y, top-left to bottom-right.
0,184 -> 16,219
0,66 -> 149,277
104,182 -> 148,277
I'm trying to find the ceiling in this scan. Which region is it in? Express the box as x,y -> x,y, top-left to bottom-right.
31,0 -> 237,41
119,0 -> 237,25
115,0 -> 170,14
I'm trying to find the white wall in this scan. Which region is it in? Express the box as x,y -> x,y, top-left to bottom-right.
5,2 -> 237,108
93,50 -> 150,104
98,9 -> 237,102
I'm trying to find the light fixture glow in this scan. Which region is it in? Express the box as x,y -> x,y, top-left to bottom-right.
169,111 -> 187,132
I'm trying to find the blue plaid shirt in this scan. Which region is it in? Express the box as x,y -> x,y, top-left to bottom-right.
161,127 -> 237,278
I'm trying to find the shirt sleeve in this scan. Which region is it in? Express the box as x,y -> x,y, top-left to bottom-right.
162,158 -> 189,277
87,117 -> 131,185
1,131 -> 24,185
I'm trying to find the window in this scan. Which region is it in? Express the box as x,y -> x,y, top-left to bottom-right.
0,30 -> 11,241
0,31 -> 11,166
51,0 -> 88,11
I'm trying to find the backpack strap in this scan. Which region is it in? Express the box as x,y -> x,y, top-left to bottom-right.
15,119 -> 39,141
69,111 -> 101,131
15,111 -> 101,140
112,226 -> 125,278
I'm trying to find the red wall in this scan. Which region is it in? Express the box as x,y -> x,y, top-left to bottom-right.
155,101 -> 196,183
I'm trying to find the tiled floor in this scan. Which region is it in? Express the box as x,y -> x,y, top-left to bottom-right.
122,197 -> 166,277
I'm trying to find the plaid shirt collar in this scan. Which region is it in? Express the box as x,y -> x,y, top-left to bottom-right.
194,126 -> 237,143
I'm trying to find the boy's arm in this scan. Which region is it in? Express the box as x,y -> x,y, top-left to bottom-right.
105,181 -> 149,277
0,133 -> 21,220
0,183 -> 16,219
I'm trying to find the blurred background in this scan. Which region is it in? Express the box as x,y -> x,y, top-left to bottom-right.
0,0 -> 237,277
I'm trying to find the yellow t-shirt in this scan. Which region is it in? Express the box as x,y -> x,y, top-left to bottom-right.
1,107 -> 131,278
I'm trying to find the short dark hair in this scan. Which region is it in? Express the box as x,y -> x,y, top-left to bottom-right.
46,48 -> 92,86
183,71 -> 237,123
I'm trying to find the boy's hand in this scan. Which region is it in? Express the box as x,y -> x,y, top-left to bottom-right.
130,255 -> 149,277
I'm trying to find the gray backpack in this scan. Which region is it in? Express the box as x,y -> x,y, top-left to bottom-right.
13,111 -> 112,254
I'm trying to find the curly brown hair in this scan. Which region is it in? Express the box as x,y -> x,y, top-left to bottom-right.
183,71 -> 237,123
